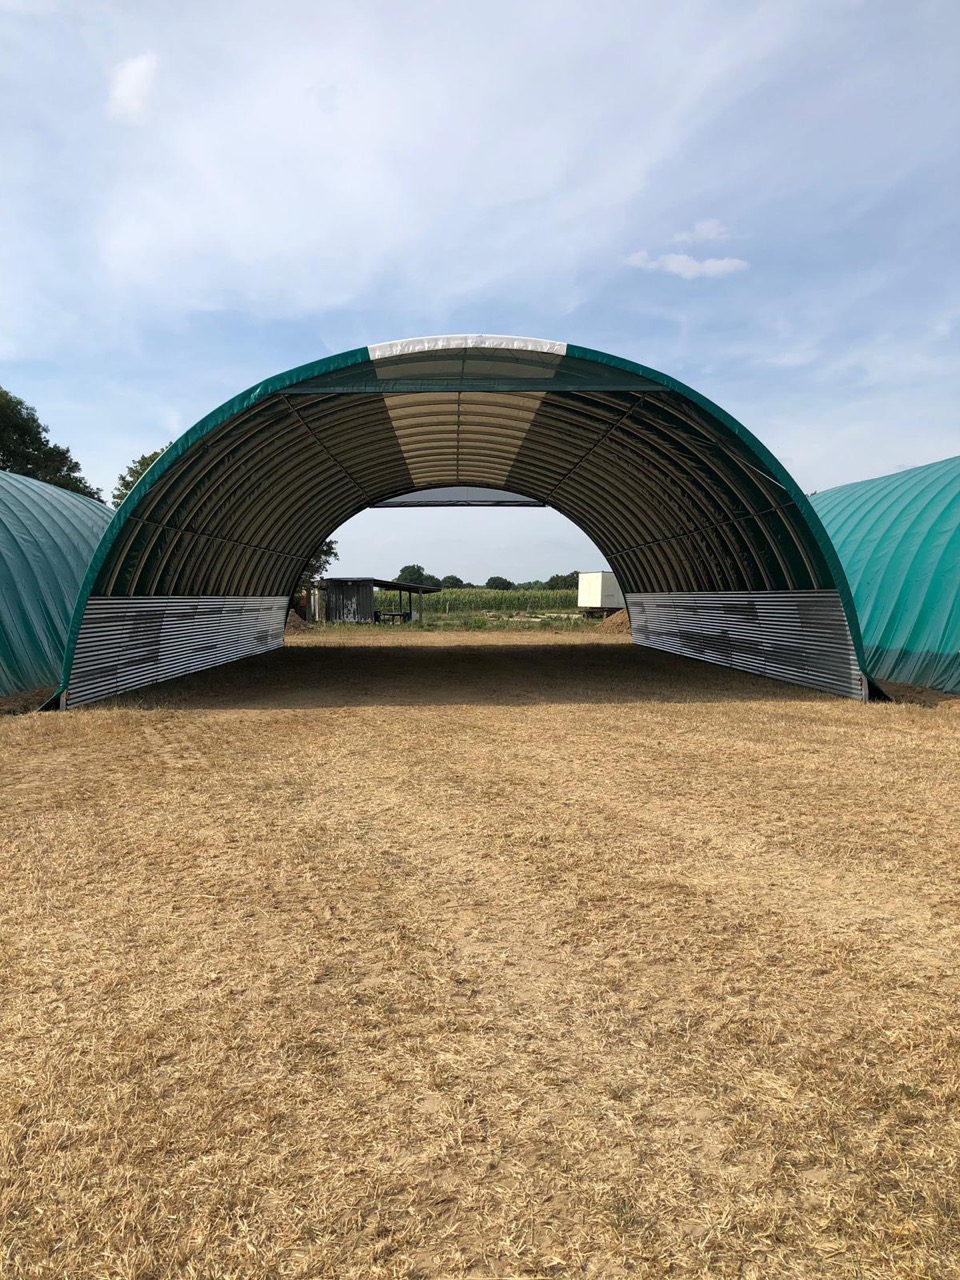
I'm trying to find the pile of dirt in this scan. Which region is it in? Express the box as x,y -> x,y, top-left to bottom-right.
285,609 -> 307,632
595,608 -> 631,634
0,686 -> 57,715
875,678 -> 958,709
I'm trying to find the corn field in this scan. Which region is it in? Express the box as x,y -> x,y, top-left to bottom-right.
375,588 -> 578,614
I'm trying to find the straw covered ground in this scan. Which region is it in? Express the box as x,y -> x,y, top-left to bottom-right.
1,629 -> 959,1279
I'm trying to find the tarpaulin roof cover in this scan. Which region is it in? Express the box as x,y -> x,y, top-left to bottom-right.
0,470 -> 112,699
811,456 -> 960,694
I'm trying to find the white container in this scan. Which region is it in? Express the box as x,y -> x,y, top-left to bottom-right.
577,571 -> 625,611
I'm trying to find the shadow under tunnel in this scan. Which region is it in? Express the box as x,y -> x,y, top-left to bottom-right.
96,636 -> 836,712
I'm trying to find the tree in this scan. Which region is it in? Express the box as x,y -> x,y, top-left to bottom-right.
112,445 -> 170,507
546,571 -> 579,590
422,573 -> 442,588
397,563 -> 426,584
0,386 -> 102,501
440,574 -> 464,588
485,575 -> 515,590
296,540 -> 338,593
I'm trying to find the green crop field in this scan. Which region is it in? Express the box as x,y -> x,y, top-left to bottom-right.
375,587 -> 578,614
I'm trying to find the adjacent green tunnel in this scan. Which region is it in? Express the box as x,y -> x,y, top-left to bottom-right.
812,455 -> 960,695
0,470 -> 112,706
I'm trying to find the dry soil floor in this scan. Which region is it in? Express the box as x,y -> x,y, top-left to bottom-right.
1,630 -> 959,1279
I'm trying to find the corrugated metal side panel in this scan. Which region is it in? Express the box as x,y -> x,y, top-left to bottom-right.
65,596 -> 287,707
625,590 -> 864,699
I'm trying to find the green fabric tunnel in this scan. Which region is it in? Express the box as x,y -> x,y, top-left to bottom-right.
0,471 -> 113,703
811,456 -> 960,695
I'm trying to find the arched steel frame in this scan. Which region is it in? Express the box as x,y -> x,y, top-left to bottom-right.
58,336 -> 869,705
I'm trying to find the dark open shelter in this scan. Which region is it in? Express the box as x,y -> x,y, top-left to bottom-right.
321,577 -> 441,625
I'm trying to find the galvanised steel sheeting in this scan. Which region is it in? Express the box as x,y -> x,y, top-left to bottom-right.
65,597 -> 287,707
625,591 -> 864,699
0,471 -> 112,700
811,456 -> 960,694
57,336 -> 868,705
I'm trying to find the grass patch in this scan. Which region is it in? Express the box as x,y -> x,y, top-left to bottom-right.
409,610 -> 593,631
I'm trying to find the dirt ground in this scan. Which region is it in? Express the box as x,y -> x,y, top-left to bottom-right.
1,629 -> 959,1279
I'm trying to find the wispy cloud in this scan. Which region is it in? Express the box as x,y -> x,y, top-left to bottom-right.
627,250 -> 749,279
63,3 -> 798,331
106,53 -> 157,122
0,0 -> 957,505
671,218 -> 732,243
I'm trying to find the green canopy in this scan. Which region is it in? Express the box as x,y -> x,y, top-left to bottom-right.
811,456 -> 960,694
0,471 -> 112,702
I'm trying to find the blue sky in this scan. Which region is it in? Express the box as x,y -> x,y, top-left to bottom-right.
1,0 -> 957,582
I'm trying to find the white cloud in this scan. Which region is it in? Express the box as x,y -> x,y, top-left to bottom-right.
627,250 -> 749,279
54,1 -> 797,328
672,218 -> 732,243
106,52 -> 157,122
1,0 -> 958,503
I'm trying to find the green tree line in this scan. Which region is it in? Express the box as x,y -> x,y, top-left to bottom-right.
397,563 -> 579,590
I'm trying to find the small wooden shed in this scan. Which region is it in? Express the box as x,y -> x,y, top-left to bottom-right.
320,577 -> 441,624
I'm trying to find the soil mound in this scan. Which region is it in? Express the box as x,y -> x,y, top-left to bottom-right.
596,609 -> 631,634
285,610 -> 307,632
0,686 -> 57,715
876,678 -> 958,709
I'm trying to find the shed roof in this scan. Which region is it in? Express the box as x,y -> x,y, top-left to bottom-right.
321,577 -> 442,593
68,337 -> 857,607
